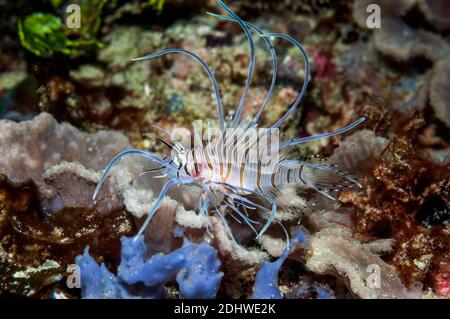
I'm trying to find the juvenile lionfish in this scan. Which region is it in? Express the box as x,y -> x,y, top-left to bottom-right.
93,0 -> 365,244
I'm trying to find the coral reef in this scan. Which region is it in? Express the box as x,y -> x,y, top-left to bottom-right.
0,0 -> 448,299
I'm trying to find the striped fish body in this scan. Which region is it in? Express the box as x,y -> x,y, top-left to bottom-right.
179,143 -> 355,201
179,141 -> 299,194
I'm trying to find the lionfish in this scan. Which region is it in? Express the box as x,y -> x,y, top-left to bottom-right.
93,0 -> 365,244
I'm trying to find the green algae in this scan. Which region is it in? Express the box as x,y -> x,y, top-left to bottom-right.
18,0 -> 110,58
148,0 -> 165,12
18,12 -> 100,58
